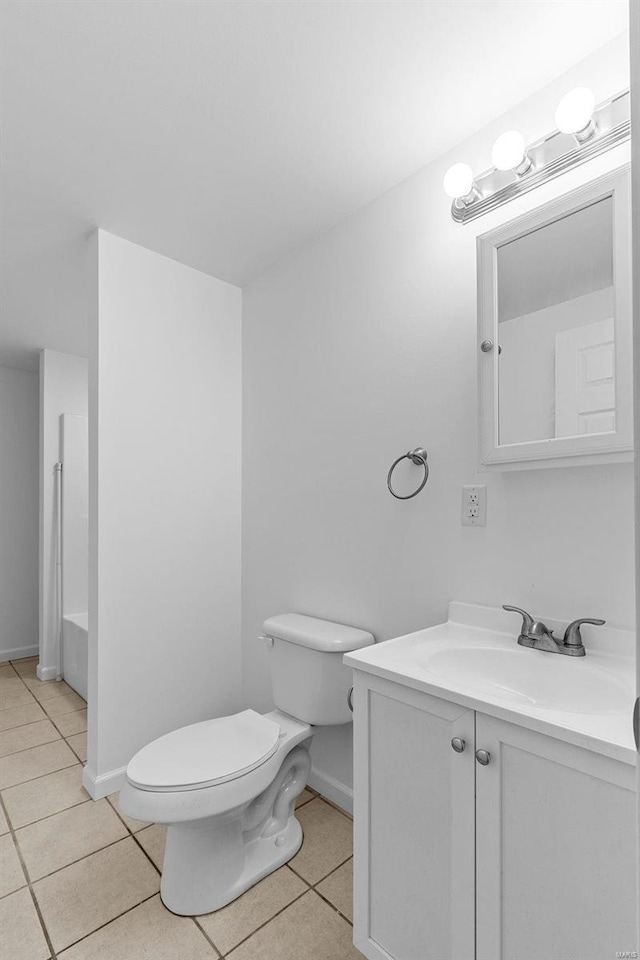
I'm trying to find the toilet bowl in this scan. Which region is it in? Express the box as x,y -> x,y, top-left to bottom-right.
120,613 -> 374,916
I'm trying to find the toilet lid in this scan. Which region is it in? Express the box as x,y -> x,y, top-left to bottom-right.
126,710 -> 282,792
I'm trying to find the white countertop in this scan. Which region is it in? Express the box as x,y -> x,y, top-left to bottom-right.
344,601 -> 637,766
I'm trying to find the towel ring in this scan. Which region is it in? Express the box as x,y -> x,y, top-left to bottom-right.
387,447 -> 429,500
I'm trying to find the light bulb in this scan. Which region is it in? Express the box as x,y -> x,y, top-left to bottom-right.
443,163 -> 474,199
555,87 -> 596,140
491,131 -> 527,172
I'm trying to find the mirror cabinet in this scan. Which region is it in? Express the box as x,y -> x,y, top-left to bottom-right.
477,167 -> 632,469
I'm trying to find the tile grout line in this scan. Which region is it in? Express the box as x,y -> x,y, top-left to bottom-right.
0,758 -> 83,794
38,704 -> 88,718
220,887 -> 312,959
8,795 -> 92,835
311,885 -> 353,928
311,852 -> 353,888
219,870 -> 353,960
106,794 -> 155,841
284,859 -> 314,886
54,891 -> 160,956
0,711 -> 57,733
48,709 -> 87,738
0,790 -> 59,960
0,728 -> 64,758
17,831 -> 135,887
192,915 -> 225,958
129,825 -> 164,875
4,663 -> 22,679
0,758 -> 80,792
284,848 -> 353,890
315,793 -> 354,822
295,794 -> 314,809
284,853 -> 354,920
65,738 -> 86,763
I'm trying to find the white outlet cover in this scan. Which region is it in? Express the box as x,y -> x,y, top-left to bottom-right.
462,485 -> 486,526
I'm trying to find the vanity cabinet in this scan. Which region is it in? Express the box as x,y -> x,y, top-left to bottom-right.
352,674 -> 476,960
474,713 -> 637,960
352,672 -> 637,960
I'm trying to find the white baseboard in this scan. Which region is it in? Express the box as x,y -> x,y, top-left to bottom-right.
1,644 -> 39,663
308,766 -> 353,815
37,663 -> 61,681
83,764 -> 127,800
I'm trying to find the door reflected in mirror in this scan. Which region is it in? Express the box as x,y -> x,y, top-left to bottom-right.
497,196 -> 614,446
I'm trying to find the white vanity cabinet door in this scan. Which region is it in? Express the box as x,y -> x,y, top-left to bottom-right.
352,673 -> 475,960
475,713 -> 637,960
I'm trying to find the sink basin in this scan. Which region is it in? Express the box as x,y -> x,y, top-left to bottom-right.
422,646 -> 630,715
344,604 -> 637,762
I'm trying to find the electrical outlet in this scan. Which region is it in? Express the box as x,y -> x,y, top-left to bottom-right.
462,485 -> 486,526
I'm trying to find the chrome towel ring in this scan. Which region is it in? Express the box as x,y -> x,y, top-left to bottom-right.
387,447 -> 429,500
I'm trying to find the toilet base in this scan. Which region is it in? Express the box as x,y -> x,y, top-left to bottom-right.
161,812 -> 303,916
159,742 -> 311,916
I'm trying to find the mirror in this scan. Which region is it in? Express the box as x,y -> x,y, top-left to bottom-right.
497,197 -> 614,445
478,168 -> 632,469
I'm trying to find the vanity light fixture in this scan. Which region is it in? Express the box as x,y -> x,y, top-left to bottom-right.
490,130 -> 532,176
443,162 -> 480,207
446,87 -> 629,223
555,87 -> 597,143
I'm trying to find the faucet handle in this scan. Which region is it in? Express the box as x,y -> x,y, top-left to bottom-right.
502,605 -> 535,635
563,618 -> 605,648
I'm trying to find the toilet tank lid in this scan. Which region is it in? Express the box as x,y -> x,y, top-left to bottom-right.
262,613 -> 374,652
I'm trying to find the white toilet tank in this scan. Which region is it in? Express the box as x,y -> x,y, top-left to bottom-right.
262,614 -> 375,725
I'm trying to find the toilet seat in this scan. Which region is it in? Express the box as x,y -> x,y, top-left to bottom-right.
126,709 -> 281,792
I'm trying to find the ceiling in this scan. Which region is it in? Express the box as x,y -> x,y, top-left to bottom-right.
0,0 -> 629,370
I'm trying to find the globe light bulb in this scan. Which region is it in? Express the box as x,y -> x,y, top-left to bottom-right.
491,131 -> 527,172
555,87 -> 596,140
443,163 -> 474,199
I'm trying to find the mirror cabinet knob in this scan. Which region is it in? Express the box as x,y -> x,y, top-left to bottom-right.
480,339 -> 494,352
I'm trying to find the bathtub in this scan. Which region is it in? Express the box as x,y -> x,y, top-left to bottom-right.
62,613 -> 88,701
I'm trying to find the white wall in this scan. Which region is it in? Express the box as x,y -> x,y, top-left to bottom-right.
86,230 -> 242,797
242,37 -> 633,809
61,414 -> 88,617
39,349 -> 88,678
0,366 -> 39,659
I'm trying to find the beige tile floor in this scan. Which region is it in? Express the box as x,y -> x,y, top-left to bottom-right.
0,656 -> 359,960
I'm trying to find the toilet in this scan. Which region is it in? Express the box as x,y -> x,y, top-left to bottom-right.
119,613 -> 374,916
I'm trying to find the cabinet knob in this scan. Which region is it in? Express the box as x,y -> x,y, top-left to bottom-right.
475,749 -> 491,766
451,737 -> 466,753
480,339 -> 494,353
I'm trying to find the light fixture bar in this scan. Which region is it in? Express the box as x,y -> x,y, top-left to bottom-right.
451,89 -> 629,224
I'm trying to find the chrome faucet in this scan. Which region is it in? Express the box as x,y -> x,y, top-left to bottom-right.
502,605 -> 605,657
